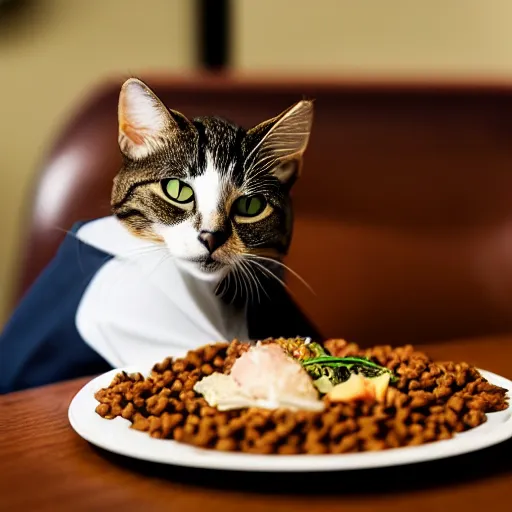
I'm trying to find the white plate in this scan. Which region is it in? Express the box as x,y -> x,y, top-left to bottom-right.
68,365 -> 512,472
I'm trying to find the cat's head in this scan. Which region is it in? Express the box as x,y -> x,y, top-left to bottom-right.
111,78 -> 313,283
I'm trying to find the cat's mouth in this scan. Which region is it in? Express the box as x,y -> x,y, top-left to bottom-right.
187,255 -> 226,272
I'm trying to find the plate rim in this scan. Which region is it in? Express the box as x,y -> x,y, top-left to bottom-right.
68,365 -> 512,472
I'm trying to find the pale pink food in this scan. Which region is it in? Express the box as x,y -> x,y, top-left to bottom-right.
194,343 -> 324,412
230,343 -> 319,402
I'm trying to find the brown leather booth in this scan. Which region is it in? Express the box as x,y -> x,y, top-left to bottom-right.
13,75 -> 512,345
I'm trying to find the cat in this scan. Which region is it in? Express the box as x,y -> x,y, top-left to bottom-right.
0,78 -> 319,394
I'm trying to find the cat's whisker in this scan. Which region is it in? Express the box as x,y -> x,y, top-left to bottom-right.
252,265 -> 269,301
244,257 -> 290,293
241,258 -> 263,304
51,225 -> 167,258
224,271 -> 232,298
235,262 -> 250,307
242,259 -> 270,301
231,265 -> 241,304
244,254 -> 316,296
239,259 -> 257,304
228,268 -> 240,304
51,225 -> 168,274
238,260 -> 256,307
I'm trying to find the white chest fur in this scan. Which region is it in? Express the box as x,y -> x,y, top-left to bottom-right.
74,217 -> 249,368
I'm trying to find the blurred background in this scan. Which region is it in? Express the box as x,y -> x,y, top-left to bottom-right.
3,0 -> 512,336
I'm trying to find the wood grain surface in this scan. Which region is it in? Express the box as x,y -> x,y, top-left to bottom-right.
1,335 -> 511,512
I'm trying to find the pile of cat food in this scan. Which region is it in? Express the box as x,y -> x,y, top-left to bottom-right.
94,338 -> 509,455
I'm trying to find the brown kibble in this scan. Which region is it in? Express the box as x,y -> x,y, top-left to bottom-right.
193,427 -> 215,447
161,370 -> 174,385
410,434 -> 428,446
258,431 -> 279,446
409,391 -> 435,408
307,443 -> 328,454
148,416 -> 161,434
183,378 -> 198,391
385,431 -> 401,448
463,410 -> 485,428
133,396 -> 145,408
95,403 -> 110,417
204,343 -> 226,362
153,356 -> 172,373
364,439 -> 387,451
213,356 -> 224,368
170,379 -> 183,394
184,423 -> 197,435
447,395 -> 464,413
333,434 -> 358,453
434,386 -> 453,400
201,364 -> 214,376
95,339 -> 509,455
110,404 -> 122,417
173,427 -> 185,441
185,400 -> 200,414
162,413 -> 183,434
275,421 -> 295,437
172,360 -> 186,373
186,415 -> 200,426
185,351 -> 203,369
394,421 -> 408,440
217,424 -> 233,438
357,417 -> 379,437
200,406 -> 218,417
121,402 -> 135,420
278,444 -> 300,455
330,421 -> 354,440
147,396 -> 168,415
216,438 -> 237,451
179,390 -> 196,401
287,434 -> 302,446
444,408 -> 459,428
129,372 -> 144,382
132,416 -> 150,432
467,397 -> 486,411
408,424 -> 423,436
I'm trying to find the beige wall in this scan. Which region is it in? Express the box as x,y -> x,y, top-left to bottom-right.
234,0 -> 512,76
0,0 -> 193,324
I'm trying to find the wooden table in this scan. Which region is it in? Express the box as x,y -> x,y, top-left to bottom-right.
1,335 -> 511,512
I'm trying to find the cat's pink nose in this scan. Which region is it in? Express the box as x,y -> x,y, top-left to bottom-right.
198,230 -> 228,254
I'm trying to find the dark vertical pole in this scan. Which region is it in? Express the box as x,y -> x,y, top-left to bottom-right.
197,0 -> 231,70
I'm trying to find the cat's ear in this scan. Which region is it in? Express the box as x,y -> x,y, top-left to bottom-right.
118,78 -> 192,160
245,100 -> 314,187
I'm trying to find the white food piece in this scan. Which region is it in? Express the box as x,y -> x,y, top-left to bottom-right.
230,343 -> 321,403
193,373 -> 251,406
313,375 -> 334,394
372,373 -> 391,402
327,372 -> 391,403
328,373 -> 374,402
194,343 -> 325,412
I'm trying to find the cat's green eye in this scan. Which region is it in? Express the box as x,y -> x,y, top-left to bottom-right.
162,178 -> 194,204
233,195 -> 267,217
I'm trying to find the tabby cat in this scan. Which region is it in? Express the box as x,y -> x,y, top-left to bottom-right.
0,78 -> 318,394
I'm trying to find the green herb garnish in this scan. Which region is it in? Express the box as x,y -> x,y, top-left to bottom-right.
302,355 -> 397,386
273,337 -> 397,389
